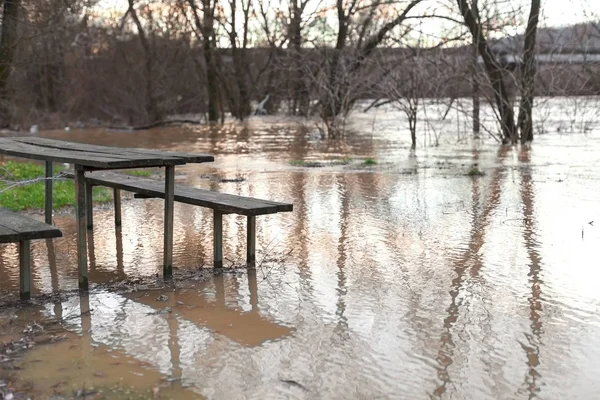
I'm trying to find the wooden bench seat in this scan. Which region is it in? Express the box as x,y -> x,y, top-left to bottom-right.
65,171 -> 293,268
0,209 -> 62,299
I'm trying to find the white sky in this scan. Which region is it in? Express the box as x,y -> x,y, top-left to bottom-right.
96,0 -> 600,43
542,0 -> 599,26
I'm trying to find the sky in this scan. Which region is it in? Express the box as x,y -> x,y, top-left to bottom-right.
542,0 -> 599,26
100,0 -> 600,26
97,0 -> 600,46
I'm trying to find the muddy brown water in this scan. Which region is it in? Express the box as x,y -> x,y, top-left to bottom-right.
1,107 -> 600,399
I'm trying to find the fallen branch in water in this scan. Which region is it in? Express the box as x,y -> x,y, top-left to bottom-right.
107,119 -> 204,131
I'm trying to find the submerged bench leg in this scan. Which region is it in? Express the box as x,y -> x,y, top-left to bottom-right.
85,182 -> 93,229
45,161 -> 53,225
247,216 -> 256,269
163,165 -> 175,278
75,167 -> 89,291
113,189 -> 122,227
214,210 -> 223,269
19,240 -> 31,300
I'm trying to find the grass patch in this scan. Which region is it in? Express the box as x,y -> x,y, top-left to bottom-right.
123,169 -> 153,177
289,160 -> 305,166
335,156 -> 352,165
0,161 -> 112,211
467,167 -> 485,177
363,158 -> 377,166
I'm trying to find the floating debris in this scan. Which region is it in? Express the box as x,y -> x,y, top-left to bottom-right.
219,177 -> 246,183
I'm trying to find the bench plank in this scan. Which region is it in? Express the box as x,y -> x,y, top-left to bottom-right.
13,137 -> 214,164
72,171 -> 293,216
0,139 -> 187,169
0,209 -> 63,243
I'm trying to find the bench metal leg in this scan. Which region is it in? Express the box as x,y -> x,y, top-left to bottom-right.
163,165 -> 175,278
85,182 -> 93,230
114,188 -> 122,226
19,240 -> 31,300
45,161 -> 53,225
214,210 -> 223,269
247,216 -> 256,268
75,167 -> 88,292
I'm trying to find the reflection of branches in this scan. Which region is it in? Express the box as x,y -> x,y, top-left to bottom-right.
335,175 -> 349,334
517,148 -> 544,399
432,146 -> 508,397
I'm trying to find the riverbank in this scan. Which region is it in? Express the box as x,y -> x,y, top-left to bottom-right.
0,161 -> 154,212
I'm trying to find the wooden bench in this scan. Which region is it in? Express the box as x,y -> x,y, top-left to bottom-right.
65,171 -> 292,268
0,209 -> 63,300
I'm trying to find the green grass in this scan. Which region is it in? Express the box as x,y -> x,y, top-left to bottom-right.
363,158 -> 377,166
123,169 -> 153,177
336,156 -> 352,165
0,161 -> 112,211
289,160 -> 305,166
467,167 -> 485,177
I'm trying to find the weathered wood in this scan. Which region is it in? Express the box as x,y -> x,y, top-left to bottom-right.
163,166 -> 175,278
247,215 -> 256,268
0,209 -> 62,243
71,171 -> 293,216
45,161 -> 53,225
13,137 -> 214,164
114,188 -> 122,226
85,182 -> 93,229
19,240 -> 31,300
75,167 -> 88,291
0,138 -> 190,169
214,210 -> 223,269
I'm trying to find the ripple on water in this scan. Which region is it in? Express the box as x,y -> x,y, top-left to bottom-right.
1,111 -> 600,398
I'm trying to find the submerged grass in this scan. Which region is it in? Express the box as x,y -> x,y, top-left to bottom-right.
0,161 -> 112,211
123,169 -> 153,177
467,167 -> 485,177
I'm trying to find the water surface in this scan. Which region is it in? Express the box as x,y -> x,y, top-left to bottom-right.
1,100 -> 600,398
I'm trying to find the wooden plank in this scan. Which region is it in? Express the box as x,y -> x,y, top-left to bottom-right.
0,209 -> 62,243
0,138 -> 188,169
45,161 -> 53,225
114,189 -> 122,226
214,210 -> 223,269
19,240 -> 31,300
13,137 -> 214,164
247,216 -> 256,268
85,182 -> 93,229
163,166 -> 175,278
75,168 -> 88,291
70,171 -> 293,216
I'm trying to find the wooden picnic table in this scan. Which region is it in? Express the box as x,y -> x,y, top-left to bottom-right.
0,136 -> 214,291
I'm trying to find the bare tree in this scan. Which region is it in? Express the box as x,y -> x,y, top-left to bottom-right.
0,0 -> 21,125
517,0 -> 541,143
456,0 -> 517,143
126,0 -> 161,122
185,0 -> 221,122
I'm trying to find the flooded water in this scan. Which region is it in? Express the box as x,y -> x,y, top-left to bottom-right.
1,98 -> 600,398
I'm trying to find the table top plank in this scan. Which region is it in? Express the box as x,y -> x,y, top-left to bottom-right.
0,209 -> 63,243
0,138 -> 191,168
13,137 -> 214,164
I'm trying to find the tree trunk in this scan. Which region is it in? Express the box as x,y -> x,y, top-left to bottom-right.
322,0 -> 349,118
128,0 -> 160,122
0,0 -> 21,125
457,0 -> 517,143
189,0 -> 220,122
471,0 -> 480,137
518,0 -> 541,143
